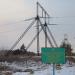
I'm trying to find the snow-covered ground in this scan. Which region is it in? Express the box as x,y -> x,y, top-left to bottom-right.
13,65 -> 75,75
0,61 -> 75,75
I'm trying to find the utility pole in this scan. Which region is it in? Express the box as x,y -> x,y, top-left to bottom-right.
44,22 -> 47,48
10,2 -> 57,56
37,2 -> 40,56
44,12 -> 47,48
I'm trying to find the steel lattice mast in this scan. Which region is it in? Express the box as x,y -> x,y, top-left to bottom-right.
10,2 -> 58,56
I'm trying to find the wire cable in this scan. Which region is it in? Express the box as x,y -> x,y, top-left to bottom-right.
0,20 -> 26,27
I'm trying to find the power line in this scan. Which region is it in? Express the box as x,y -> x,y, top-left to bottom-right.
50,16 -> 75,18
0,20 -> 25,27
0,16 -> 75,27
35,16 -> 75,18
0,26 -> 27,34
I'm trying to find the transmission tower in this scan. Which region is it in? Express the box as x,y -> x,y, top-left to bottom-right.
10,2 -> 58,56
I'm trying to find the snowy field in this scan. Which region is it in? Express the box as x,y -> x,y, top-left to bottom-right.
13,65 -> 75,75
0,61 -> 75,75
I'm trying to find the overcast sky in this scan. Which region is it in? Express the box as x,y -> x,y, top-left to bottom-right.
0,0 -> 75,52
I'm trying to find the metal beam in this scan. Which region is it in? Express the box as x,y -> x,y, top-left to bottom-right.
39,19 -> 54,47
10,19 -> 36,50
